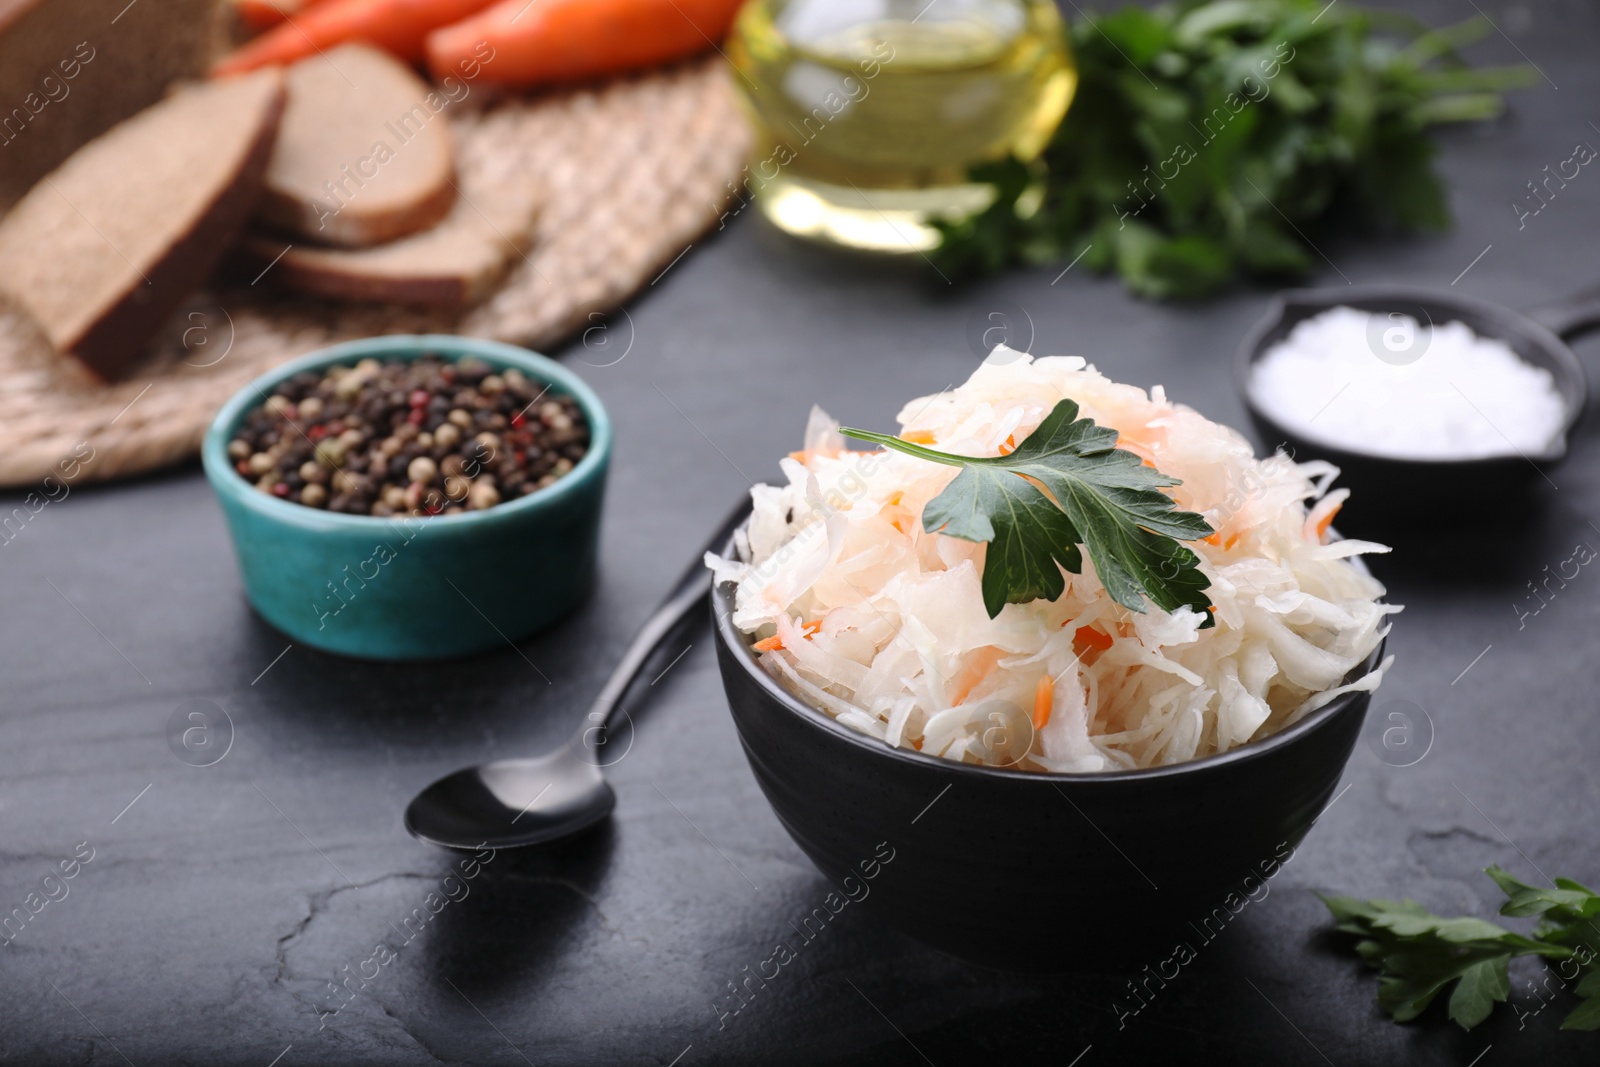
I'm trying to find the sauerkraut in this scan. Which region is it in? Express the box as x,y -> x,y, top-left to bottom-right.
709,347 -> 1396,772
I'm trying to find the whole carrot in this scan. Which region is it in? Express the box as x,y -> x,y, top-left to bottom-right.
214,0 -> 500,75
425,0 -> 747,89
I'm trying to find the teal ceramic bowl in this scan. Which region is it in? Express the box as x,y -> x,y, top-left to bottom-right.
202,335 -> 611,660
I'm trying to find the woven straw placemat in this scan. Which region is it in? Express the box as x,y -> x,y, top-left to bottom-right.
0,57 -> 750,489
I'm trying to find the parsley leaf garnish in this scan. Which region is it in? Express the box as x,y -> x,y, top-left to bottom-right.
1323,867 -> 1600,1031
839,398 -> 1215,623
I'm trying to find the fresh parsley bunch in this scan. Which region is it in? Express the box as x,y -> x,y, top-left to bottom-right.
1324,867 -> 1600,1031
934,0 -> 1537,297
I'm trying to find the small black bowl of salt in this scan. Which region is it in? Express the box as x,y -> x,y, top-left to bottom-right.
1236,285 -> 1592,538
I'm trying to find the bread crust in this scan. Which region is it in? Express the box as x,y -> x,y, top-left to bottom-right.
241,242 -> 484,305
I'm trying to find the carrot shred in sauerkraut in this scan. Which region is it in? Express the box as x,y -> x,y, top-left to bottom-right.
1033,675 -> 1055,731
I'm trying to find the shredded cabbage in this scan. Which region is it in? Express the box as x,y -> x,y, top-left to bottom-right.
710,347 -> 1397,772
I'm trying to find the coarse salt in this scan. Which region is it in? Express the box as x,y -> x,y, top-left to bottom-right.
1249,306 -> 1566,460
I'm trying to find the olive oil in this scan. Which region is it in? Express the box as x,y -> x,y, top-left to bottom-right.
727,0 -> 1074,252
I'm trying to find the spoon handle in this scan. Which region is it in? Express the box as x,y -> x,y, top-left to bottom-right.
579,499 -> 750,738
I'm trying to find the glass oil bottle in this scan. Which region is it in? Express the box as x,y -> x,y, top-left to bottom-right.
727,0 -> 1075,252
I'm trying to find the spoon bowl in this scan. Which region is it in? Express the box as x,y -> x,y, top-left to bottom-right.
405,749 -> 614,850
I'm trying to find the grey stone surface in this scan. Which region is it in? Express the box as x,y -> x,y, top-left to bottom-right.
3,3 -> 1598,1062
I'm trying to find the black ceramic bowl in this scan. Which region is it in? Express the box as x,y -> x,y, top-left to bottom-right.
1236,286 -> 1587,538
711,524 -> 1385,973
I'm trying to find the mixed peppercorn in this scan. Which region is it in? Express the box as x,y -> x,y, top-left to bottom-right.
227,355 -> 590,516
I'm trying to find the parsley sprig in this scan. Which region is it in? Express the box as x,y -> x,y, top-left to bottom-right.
1323,867 -> 1600,1031
933,1 -> 1537,297
840,398 -> 1214,622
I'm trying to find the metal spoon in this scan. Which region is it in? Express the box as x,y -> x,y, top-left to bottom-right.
404,502 -> 749,850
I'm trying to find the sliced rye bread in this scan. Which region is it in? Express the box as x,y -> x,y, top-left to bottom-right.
239,177 -> 540,306
259,44 -> 457,248
0,0 -> 226,211
0,69 -> 285,380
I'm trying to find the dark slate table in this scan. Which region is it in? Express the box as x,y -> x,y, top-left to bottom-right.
5,2 -> 1600,1063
